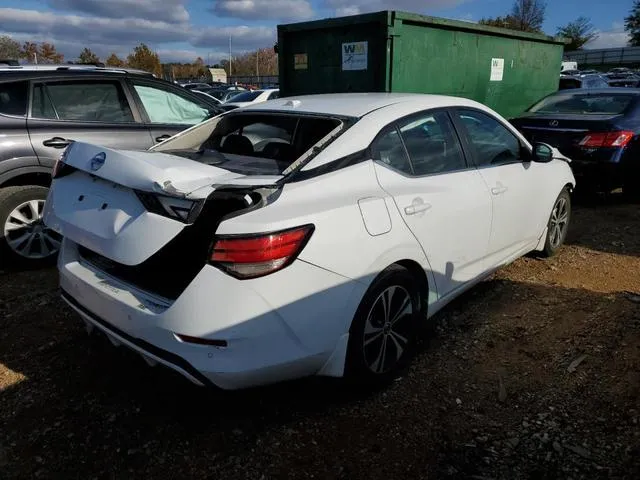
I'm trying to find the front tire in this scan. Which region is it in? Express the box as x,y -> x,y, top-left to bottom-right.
345,265 -> 421,385
0,186 -> 61,267
540,187 -> 571,258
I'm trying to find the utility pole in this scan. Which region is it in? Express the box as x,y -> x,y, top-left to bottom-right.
228,36 -> 232,77
256,49 -> 259,79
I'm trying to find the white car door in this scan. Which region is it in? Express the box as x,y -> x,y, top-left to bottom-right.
452,108 -> 547,266
372,110 -> 492,299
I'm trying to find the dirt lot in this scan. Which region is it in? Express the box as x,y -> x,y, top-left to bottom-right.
1,196 -> 639,480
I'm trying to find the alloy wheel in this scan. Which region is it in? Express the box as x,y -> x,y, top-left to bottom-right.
549,196 -> 569,249
362,285 -> 414,374
3,199 -> 61,259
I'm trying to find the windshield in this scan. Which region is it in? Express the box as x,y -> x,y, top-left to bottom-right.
529,92 -> 637,115
229,90 -> 263,103
159,112 -> 350,175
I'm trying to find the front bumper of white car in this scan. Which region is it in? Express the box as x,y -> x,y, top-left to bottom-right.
58,238 -> 363,390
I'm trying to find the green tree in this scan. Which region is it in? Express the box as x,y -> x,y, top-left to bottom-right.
556,17 -> 598,50
625,0 -> 640,46
126,43 -> 161,75
21,41 -> 38,62
0,35 -> 21,60
479,15 -> 520,30
38,42 -> 64,63
105,53 -> 126,67
78,47 -> 100,64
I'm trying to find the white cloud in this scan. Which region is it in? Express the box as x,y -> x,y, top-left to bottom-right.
193,25 -> 276,49
212,0 -> 314,21
336,6 -> 361,16
0,8 -> 189,44
324,0 -> 471,15
585,23 -> 630,49
49,0 -> 190,23
0,7 -> 275,63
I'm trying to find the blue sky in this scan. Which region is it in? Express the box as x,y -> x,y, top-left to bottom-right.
0,0 -> 632,63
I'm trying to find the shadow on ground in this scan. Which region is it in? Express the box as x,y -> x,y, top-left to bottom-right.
1,269 -> 639,479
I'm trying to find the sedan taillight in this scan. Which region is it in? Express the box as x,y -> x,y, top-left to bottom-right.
579,130 -> 634,148
209,225 -> 314,279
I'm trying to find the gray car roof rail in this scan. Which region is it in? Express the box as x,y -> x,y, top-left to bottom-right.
0,64 -> 154,76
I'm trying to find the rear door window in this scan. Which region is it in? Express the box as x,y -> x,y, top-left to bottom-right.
0,81 -> 28,116
31,81 -> 135,122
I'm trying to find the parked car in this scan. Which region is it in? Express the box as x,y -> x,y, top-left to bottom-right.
43,93 -> 575,390
559,73 -> 610,90
0,64 -> 223,265
180,82 -> 211,90
604,73 -> 640,88
510,88 -> 640,197
197,87 -> 246,102
192,90 -> 222,103
221,88 -> 280,111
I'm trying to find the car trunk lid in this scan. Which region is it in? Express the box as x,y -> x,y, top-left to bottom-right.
43,141 -> 281,267
511,114 -> 624,159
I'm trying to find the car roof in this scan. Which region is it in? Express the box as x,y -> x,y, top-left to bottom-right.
240,92 -> 486,117
0,64 -> 153,80
554,87 -> 640,94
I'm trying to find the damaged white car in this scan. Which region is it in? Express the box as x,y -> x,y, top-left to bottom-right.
43,93 -> 575,389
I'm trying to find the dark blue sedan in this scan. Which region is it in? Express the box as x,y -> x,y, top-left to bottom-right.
510,88 -> 640,198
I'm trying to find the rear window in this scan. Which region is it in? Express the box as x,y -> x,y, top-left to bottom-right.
0,81 -> 28,116
161,113 -> 349,175
529,93 -> 636,115
229,91 -> 262,103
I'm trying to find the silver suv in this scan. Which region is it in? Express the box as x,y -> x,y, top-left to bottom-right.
0,64 -> 222,266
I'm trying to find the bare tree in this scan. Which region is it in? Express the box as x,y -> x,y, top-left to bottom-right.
511,0 -> 547,33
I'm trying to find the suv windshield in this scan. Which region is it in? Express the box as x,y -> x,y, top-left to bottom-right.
160,112 -> 352,175
529,92 -> 637,115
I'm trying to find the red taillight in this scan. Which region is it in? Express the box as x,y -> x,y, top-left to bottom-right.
579,131 -> 634,148
210,225 -> 314,279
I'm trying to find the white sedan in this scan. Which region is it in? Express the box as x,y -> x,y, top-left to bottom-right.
43,93 -> 575,390
221,88 -> 280,110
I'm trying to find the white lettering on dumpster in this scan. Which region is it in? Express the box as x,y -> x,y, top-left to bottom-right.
490,58 -> 504,81
342,41 -> 368,71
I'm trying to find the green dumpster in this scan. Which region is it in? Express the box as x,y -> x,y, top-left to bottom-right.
277,11 -> 566,118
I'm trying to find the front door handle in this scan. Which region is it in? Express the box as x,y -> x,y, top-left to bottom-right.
404,202 -> 431,215
491,185 -> 508,195
43,137 -> 72,148
155,134 -> 172,143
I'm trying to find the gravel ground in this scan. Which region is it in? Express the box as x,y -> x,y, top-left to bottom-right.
1,196 -> 639,480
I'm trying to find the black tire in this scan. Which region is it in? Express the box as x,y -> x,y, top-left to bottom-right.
0,185 -> 60,268
540,187 -> 572,258
345,265 -> 421,385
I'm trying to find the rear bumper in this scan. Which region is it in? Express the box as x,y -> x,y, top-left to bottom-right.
58,239 -> 364,390
570,160 -> 623,191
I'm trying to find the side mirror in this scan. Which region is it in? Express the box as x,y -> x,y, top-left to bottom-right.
532,142 -> 553,163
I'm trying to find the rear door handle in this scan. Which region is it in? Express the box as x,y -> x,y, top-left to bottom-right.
491,186 -> 508,195
404,203 -> 431,215
43,137 -> 72,148
155,135 -> 172,143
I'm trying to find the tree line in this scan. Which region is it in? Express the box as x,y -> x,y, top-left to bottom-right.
0,35 -> 278,79
481,0 -> 640,50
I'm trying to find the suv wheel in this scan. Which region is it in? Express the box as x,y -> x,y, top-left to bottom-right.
0,186 -> 62,266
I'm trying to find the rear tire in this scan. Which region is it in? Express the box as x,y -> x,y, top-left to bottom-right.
0,186 -> 61,268
540,187 -> 571,258
345,265 -> 421,386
